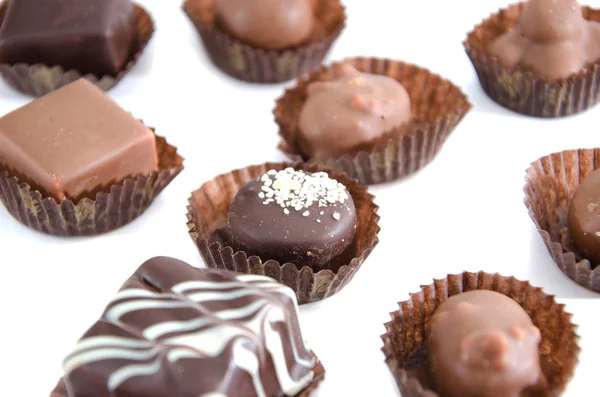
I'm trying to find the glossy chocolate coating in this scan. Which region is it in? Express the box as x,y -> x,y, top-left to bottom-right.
298,64 -> 411,160
60,256 -> 316,397
427,290 -> 543,397
215,0 -> 314,50
0,0 -> 136,76
227,168 -> 356,269
0,79 -> 158,202
568,168 -> 600,264
489,0 -> 600,79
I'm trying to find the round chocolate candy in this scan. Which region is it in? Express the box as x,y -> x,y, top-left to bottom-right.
214,0 -> 314,50
568,168 -> 600,265
227,168 -> 356,269
427,290 -> 544,397
298,64 -> 411,160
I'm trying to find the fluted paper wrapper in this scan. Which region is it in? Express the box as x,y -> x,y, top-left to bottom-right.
381,271 -> 579,397
186,162 -> 380,305
0,2 -> 154,97
274,57 -> 472,185
182,0 -> 345,84
0,133 -> 183,236
50,352 -> 324,397
464,3 -> 600,118
525,149 -> 600,292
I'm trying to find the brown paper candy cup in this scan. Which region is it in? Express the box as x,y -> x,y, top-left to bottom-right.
274,57 -> 472,185
0,2 -> 154,97
50,351 -> 324,397
0,132 -> 184,236
182,0 -> 346,84
524,149 -> 600,292
186,162 -> 380,305
381,271 -> 579,397
464,3 -> 600,118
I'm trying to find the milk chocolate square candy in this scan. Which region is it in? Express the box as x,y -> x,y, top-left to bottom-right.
0,79 -> 158,202
0,0 -> 136,75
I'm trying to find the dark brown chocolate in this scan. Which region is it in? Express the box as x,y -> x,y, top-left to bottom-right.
488,0 -> 600,80
214,0 -> 314,50
426,290 -> 544,397
227,168 -> 356,269
0,0 -> 136,76
56,256 -> 318,397
298,64 -> 411,160
0,79 -> 158,202
568,167 -> 600,265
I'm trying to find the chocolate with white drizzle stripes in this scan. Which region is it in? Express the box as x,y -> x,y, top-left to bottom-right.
59,256 -> 316,397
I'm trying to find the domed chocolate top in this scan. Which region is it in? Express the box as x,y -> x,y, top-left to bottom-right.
568,168 -> 600,264
227,168 -> 356,269
215,0 -> 314,50
427,290 -> 543,397
298,64 -> 411,160
489,0 -> 600,79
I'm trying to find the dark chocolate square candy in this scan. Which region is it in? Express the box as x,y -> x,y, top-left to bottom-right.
0,0 -> 136,76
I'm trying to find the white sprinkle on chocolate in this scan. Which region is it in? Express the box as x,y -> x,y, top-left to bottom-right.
257,169 -> 350,221
317,219 -> 321,223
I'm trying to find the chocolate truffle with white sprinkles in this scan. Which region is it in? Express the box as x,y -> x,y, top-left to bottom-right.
227,168 -> 357,269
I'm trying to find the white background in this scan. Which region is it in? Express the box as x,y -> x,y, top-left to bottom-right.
1,0 -> 599,395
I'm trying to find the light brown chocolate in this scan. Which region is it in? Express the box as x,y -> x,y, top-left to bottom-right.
489,0 -> 600,79
214,0 -> 314,50
568,167 -> 600,265
427,290 -> 544,397
297,64 -> 411,160
0,79 -> 158,202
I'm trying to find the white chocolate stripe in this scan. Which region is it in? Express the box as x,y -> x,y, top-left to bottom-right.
64,347 -> 159,374
108,357 -> 163,391
172,279 -> 273,293
67,336 -> 152,358
106,300 -> 191,322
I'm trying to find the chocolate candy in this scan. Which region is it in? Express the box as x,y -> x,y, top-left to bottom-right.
0,0 -> 136,76
58,256 -> 317,397
489,0 -> 600,79
298,64 -> 411,160
427,290 -> 543,397
227,168 -> 356,269
0,79 -> 158,202
214,0 -> 314,50
568,168 -> 600,265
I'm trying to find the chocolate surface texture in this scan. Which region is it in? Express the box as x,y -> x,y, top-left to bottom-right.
298,64 -> 411,160
426,290 -> 544,397
227,168 -> 356,269
0,79 -> 158,202
568,168 -> 600,265
489,0 -> 600,79
59,256 -> 316,397
214,0 -> 314,50
0,0 -> 136,76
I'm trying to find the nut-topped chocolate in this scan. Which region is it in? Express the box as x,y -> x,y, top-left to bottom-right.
298,64 -> 411,160
488,0 -> 600,79
0,0 -> 137,76
55,256 -> 319,397
214,0 -> 314,50
568,168 -> 600,265
227,168 -> 356,269
427,290 -> 544,397
0,79 -> 158,202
